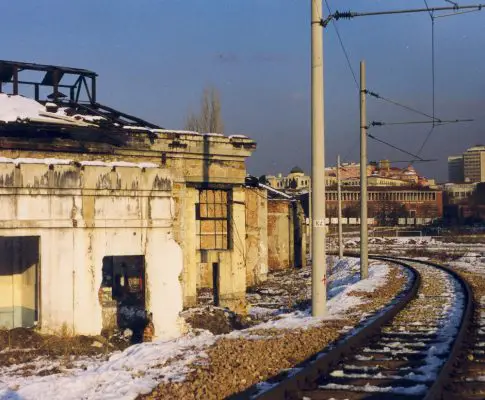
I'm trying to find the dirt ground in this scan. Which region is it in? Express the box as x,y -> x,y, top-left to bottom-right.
0,327 -> 131,372
181,307 -> 252,335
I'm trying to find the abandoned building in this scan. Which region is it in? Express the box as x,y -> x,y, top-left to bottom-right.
0,60 -> 256,337
245,177 -> 306,277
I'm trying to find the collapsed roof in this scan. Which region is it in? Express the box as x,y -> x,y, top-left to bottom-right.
0,59 -> 160,129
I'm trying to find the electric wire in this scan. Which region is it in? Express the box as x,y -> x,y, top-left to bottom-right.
444,0 -> 459,7
365,90 -> 440,121
324,0 -> 440,165
367,131 -> 425,161
370,118 -> 472,126
414,0 -> 436,160
324,0 -> 359,90
435,9 -> 483,17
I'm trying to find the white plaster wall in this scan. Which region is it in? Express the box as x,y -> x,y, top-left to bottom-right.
145,235 -> 184,339
0,163 -> 184,339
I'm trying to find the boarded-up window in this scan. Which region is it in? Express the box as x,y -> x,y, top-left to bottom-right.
197,189 -> 230,250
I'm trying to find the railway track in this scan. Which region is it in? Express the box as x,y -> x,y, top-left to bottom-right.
253,256 -> 472,400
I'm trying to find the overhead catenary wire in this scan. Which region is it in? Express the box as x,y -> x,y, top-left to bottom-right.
323,0 -> 447,166
322,4 -> 485,26
365,90 -> 440,122
444,0 -> 459,7
435,9 -> 483,17
370,118 -> 472,126
320,2 -> 484,167
385,159 -> 437,163
324,0 -> 359,90
367,131 -> 426,161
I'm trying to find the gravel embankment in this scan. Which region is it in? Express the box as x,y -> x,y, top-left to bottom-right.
445,257 -> 485,397
142,265 -> 408,400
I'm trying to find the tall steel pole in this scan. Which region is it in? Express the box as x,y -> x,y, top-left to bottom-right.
308,182 -> 312,258
360,61 -> 368,279
337,154 -> 344,259
311,0 -> 326,316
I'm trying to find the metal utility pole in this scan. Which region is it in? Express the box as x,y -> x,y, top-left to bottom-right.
311,0 -> 326,317
308,181 -> 312,257
337,155 -> 344,259
360,61 -> 368,279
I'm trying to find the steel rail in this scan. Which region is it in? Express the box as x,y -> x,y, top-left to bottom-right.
374,255 -> 474,400
233,257 -> 420,400
238,255 -> 472,400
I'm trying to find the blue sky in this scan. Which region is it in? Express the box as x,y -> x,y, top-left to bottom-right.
1,0 -> 484,181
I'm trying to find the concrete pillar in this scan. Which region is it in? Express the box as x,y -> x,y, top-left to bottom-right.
219,187 -> 247,313
173,184 -> 198,308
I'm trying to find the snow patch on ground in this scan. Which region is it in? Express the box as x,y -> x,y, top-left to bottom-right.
319,382 -> 427,395
449,252 -> 485,273
232,260 -> 391,334
0,258 -> 396,400
0,331 -> 215,400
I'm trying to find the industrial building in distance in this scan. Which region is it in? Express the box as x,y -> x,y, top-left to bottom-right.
263,160 -> 442,226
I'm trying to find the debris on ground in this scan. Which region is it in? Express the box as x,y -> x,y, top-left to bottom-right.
180,306 -> 252,335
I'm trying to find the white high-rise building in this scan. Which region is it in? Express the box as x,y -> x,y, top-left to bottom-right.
463,145 -> 485,183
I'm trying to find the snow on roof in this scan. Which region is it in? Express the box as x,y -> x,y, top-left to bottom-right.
122,126 -> 151,131
0,94 -> 254,142
0,157 -> 158,169
229,134 -> 249,139
151,129 -> 201,135
203,132 -> 225,137
78,160 -> 159,168
258,182 -> 294,200
0,157 -> 73,166
0,93 -> 44,122
0,94 -> 100,127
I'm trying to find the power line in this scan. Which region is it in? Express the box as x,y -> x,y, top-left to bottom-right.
370,118 -> 473,126
444,0 -> 459,7
387,159 -> 437,163
435,8 -> 483,17
415,125 -> 435,159
367,132 -> 425,161
424,0 -> 434,18
324,0 -> 359,90
365,90 -> 440,121
322,4 -> 485,26
423,0 -> 436,126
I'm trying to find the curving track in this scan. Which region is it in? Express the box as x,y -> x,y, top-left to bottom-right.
254,256 -> 472,400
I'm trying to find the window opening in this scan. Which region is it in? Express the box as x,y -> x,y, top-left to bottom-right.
197,189 -> 230,250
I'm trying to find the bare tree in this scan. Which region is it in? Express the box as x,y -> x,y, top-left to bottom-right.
185,86 -> 224,133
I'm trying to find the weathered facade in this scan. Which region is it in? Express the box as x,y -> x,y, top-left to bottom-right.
267,199 -> 306,271
166,133 -> 256,312
0,61 -> 257,336
0,155 -> 182,339
0,112 -> 255,335
245,187 -> 268,286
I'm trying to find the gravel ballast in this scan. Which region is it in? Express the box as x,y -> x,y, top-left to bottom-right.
142,263 -> 408,400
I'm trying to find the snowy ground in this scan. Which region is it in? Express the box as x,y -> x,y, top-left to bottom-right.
0,257 -> 397,400
336,235 -> 485,260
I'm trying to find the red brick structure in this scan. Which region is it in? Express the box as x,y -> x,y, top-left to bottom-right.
267,199 -> 306,271
324,186 -> 442,225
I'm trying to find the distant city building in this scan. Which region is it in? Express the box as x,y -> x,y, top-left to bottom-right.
448,155 -> 464,183
463,145 -> 485,183
264,160 -> 433,194
441,182 -> 477,205
441,182 -> 485,223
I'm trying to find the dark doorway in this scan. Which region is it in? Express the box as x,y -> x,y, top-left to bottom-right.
212,262 -> 220,306
0,236 -> 40,329
100,255 -> 146,342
